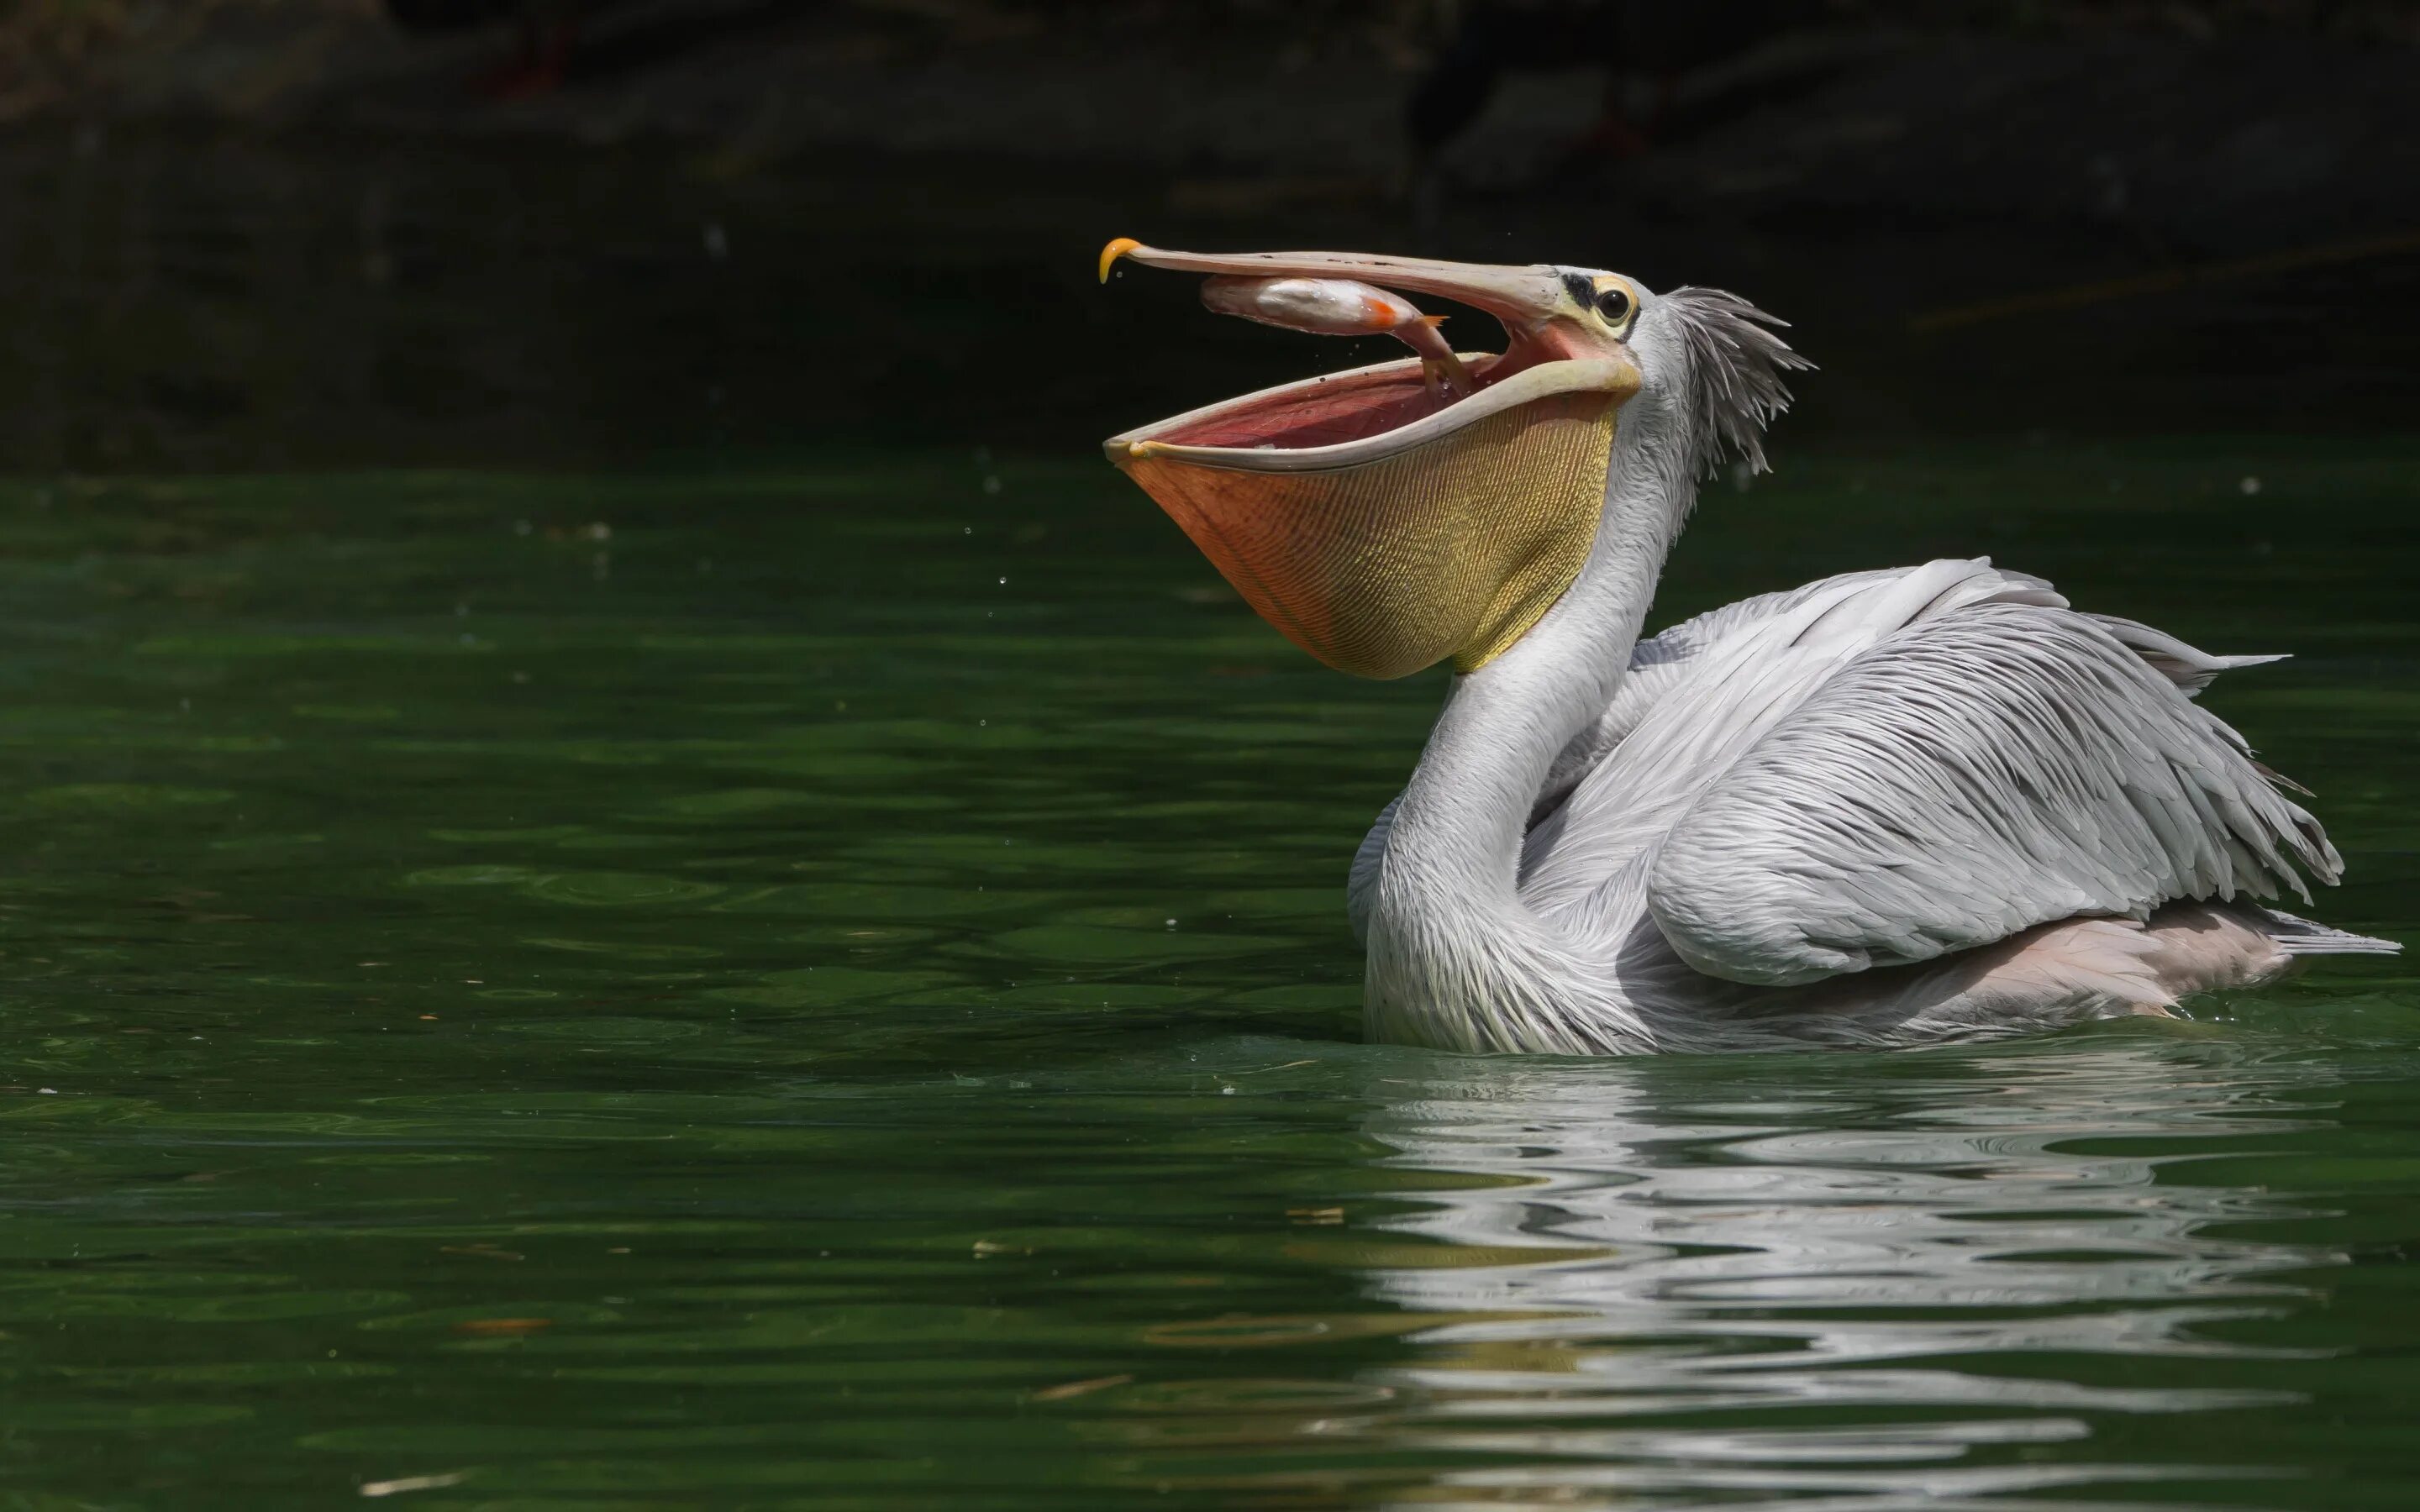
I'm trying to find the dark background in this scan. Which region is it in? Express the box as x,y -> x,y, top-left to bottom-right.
2,0 -> 2415,471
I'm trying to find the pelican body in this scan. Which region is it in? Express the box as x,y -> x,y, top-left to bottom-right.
1098,240 -> 2400,1053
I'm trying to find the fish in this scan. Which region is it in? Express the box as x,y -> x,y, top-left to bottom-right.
1200,275 -> 1474,395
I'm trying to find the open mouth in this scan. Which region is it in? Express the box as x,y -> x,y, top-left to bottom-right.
1099,241 -> 1639,472
1097,242 -> 1643,680
1144,356 -> 1473,453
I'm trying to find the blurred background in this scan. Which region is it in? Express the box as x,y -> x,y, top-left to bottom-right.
2,0 -> 2415,471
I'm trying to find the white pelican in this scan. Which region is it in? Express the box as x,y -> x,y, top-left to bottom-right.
1100,241 -> 2399,1054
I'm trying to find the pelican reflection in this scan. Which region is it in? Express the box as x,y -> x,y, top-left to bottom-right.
1345,1040 -> 2343,1504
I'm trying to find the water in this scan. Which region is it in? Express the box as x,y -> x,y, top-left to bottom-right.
0,439 -> 2412,1509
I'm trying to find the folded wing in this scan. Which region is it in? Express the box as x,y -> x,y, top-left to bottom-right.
1644,601 -> 2338,985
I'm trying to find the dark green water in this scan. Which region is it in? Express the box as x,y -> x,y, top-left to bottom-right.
0,440 -> 2412,1509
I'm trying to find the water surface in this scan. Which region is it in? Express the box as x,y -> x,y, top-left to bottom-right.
0,441 -> 2412,1507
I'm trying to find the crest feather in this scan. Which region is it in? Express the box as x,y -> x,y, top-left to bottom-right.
1657,287 -> 1812,478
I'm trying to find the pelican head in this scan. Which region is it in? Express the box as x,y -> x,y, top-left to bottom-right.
1100,241 -> 1799,680
1108,242 -> 1655,677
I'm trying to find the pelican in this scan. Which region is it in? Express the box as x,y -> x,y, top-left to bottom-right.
1100,241 -> 2399,1054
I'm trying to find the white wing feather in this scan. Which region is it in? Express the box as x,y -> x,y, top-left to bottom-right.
1354,558 -> 2329,985
1358,559 -> 2058,945
1641,601 -> 2335,985
1520,559 -> 2068,911
1532,561 -> 2064,822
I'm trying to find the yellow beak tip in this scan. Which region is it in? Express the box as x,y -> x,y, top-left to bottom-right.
1098,237 -> 1144,284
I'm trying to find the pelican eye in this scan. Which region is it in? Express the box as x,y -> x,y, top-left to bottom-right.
1594,286 -> 1634,323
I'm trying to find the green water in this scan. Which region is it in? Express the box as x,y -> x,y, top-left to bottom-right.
0,441 -> 2412,1509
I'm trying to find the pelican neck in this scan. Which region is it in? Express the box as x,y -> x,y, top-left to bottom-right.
1353,411 -> 1704,1054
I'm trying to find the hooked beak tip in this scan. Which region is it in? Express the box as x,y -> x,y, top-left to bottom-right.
1098,237 -> 1144,284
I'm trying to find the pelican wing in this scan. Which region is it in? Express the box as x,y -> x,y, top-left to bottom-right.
1365,559 -> 2063,946
1522,559 -> 2071,911
1532,563 -> 2060,822
1640,601 -> 2338,986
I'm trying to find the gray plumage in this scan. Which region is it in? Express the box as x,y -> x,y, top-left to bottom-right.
1644,600 -> 2333,985
1352,278 -> 2396,1056
1655,286 -> 1810,480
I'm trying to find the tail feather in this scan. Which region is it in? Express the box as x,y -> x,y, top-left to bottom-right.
2259,907 -> 2402,956
2091,613 -> 2288,697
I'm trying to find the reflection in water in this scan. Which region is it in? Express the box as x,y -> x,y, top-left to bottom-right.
1353,1042 -> 2342,1506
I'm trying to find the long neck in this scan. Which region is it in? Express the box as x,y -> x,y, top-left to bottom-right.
1365,413 -> 1694,1048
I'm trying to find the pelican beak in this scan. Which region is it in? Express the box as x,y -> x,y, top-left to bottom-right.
1100,241 -> 1641,680
1100,239 -> 1571,337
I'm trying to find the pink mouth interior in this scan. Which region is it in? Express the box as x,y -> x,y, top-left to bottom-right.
1155,365 -> 1464,451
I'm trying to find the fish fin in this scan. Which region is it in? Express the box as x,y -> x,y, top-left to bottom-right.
1421,356 -> 1474,398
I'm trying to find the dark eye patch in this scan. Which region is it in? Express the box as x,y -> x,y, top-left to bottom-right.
1562,271 -> 1596,306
